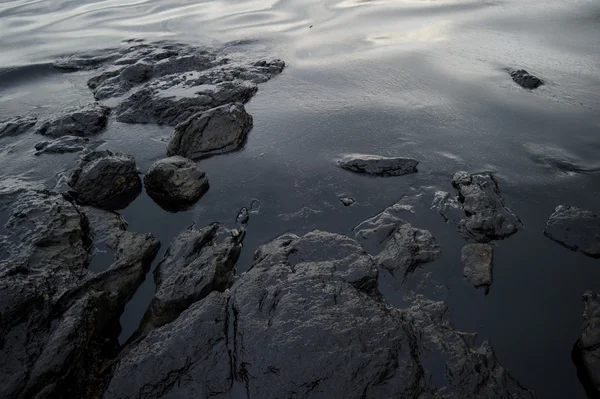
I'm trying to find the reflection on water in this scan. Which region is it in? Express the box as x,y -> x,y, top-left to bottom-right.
1,0 -> 600,397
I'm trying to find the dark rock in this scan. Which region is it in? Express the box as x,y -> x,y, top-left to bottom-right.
0,115 -> 37,138
338,154 -> 418,176
34,135 -> 89,155
139,223 -> 241,333
105,230 -> 533,398
68,150 -> 141,210
340,197 -> 355,206
462,244 -> 493,292
431,190 -> 463,224
0,188 -> 159,399
166,103 -> 253,159
451,171 -> 521,242
544,205 -> 600,258
143,156 -> 209,212
236,207 -> 249,225
510,69 -> 543,89
576,292 -> 600,396
35,103 -> 111,138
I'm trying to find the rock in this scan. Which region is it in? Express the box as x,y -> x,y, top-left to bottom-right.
236,207 -> 249,225
34,135 -> 89,155
510,69 -> 543,89
0,115 -> 37,138
353,200 -> 415,250
575,292 -> 600,396
35,103 -> 111,138
0,187 -> 159,399
462,244 -> 493,292
143,156 -> 209,211
139,223 -> 241,333
544,205 -> 600,258
451,171 -> 521,242
431,190 -> 463,224
340,197 -> 355,206
68,150 -> 142,210
104,230 -> 533,398
166,103 -> 253,159
338,154 -> 418,176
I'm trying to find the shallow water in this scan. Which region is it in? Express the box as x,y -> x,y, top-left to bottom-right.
1,0 -> 600,397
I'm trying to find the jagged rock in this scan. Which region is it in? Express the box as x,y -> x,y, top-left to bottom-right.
462,244 -> 493,292
139,223 -> 241,333
510,69 -> 543,89
0,188 -> 159,399
576,292 -> 600,396
104,230 -> 533,398
143,156 -> 209,211
35,103 -> 111,138
236,207 -> 249,225
431,190 -> 463,223
544,205 -> 600,259
340,197 -> 355,206
451,171 -> 521,242
34,135 -> 89,155
353,201 -> 414,249
338,154 -> 418,176
166,103 -> 253,159
68,150 -> 141,210
0,115 -> 37,138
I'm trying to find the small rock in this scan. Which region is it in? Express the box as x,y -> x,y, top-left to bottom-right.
34,135 -> 89,155
68,150 -> 141,209
462,244 -> 493,292
576,292 -> 600,395
0,115 -> 37,138
544,205 -> 600,258
143,156 -> 209,212
340,197 -> 355,206
36,103 -> 111,138
510,69 -> 543,89
236,207 -> 250,225
431,190 -> 462,224
166,103 -> 253,159
338,154 -> 418,176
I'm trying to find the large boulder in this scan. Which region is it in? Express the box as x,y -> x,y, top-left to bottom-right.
166,103 -> 253,159
143,156 -> 209,211
68,150 -> 142,209
0,115 -> 37,138
36,103 -> 110,138
103,230 -> 533,399
544,205 -> 600,258
337,154 -> 419,176
0,187 -> 159,399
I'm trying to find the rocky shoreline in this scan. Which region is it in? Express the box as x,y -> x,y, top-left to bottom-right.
0,40 -> 598,398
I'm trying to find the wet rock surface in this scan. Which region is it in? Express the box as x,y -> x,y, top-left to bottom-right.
143,156 -> 209,211
0,188 -> 159,399
576,292 -> 600,397
104,230 -> 533,398
340,196 -> 355,206
166,103 -> 253,159
0,115 -> 37,138
544,205 -> 600,259
510,69 -> 543,89
451,171 -> 521,242
68,150 -> 142,210
338,154 -> 419,176
35,103 -> 110,138
462,243 -> 493,292
34,135 -> 90,155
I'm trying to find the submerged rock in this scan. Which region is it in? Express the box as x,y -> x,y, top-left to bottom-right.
544,205 -> 600,258
431,190 -> 463,224
34,135 -> 89,155
462,243 -> 493,292
143,156 -> 209,211
68,150 -> 141,209
510,69 -> 543,89
340,197 -> 355,206
0,115 -> 37,138
36,103 -> 111,138
139,223 -> 241,333
575,292 -> 600,396
451,171 -> 521,242
104,230 -> 533,398
0,187 -> 159,399
166,103 -> 253,159
338,154 -> 419,176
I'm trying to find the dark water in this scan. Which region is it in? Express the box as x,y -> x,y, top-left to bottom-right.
1,0 -> 600,397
